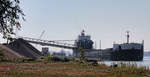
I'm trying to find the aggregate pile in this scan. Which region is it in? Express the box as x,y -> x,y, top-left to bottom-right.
0,44 -> 24,58
6,38 -> 42,58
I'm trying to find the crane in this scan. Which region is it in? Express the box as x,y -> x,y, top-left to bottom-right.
39,30 -> 45,40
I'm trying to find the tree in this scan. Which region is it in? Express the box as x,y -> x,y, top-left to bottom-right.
0,0 -> 25,39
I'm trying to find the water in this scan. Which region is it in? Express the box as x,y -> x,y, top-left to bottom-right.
99,56 -> 150,68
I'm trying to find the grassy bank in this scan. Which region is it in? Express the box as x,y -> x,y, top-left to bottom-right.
0,62 -> 150,77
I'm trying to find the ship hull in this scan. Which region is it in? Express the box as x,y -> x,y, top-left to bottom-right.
111,49 -> 143,61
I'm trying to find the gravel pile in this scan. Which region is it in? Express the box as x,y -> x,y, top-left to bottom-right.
6,38 -> 42,58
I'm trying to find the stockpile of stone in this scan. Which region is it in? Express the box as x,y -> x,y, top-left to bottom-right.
6,38 -> 42,58
0,44 -> 23,58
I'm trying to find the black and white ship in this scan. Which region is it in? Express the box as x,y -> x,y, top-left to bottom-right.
111,31 -> 144,61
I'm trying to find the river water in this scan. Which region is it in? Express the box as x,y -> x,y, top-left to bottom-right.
100,56 -> 150,68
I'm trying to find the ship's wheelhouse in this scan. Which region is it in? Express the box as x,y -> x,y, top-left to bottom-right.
75,30 -> 93,49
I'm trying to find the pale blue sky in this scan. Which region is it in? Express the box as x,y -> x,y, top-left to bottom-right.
3,0 -> 150,51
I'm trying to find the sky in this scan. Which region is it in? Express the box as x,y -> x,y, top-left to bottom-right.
1,0 -> 150,52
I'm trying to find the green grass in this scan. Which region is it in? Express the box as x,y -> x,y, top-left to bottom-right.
0,62 -> 149,77
109,62 -> 150,77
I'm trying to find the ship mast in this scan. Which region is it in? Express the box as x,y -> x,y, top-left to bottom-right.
81,30 -> 85,36
126,31 -> 130,44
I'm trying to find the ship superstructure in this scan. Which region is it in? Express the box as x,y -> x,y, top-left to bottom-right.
75,30 -> 93,49
73,30 -> 94,57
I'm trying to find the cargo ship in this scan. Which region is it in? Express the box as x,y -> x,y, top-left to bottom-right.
111,31 -> 144,61
73,30 -> 144,61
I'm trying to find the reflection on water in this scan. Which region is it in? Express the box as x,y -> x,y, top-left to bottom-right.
99,56 -> 150,68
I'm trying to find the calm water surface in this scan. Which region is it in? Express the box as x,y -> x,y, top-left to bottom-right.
100,56 -> 150,68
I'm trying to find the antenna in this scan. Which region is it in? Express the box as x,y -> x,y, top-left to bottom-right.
99,40 -> 101,50
126,31 -> 130,44
84,24 -> 86,30
95,41 -> 97,49
142,40 -> 144,45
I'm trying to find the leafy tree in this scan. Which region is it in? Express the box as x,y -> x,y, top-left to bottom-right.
0,0 -> 25,39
